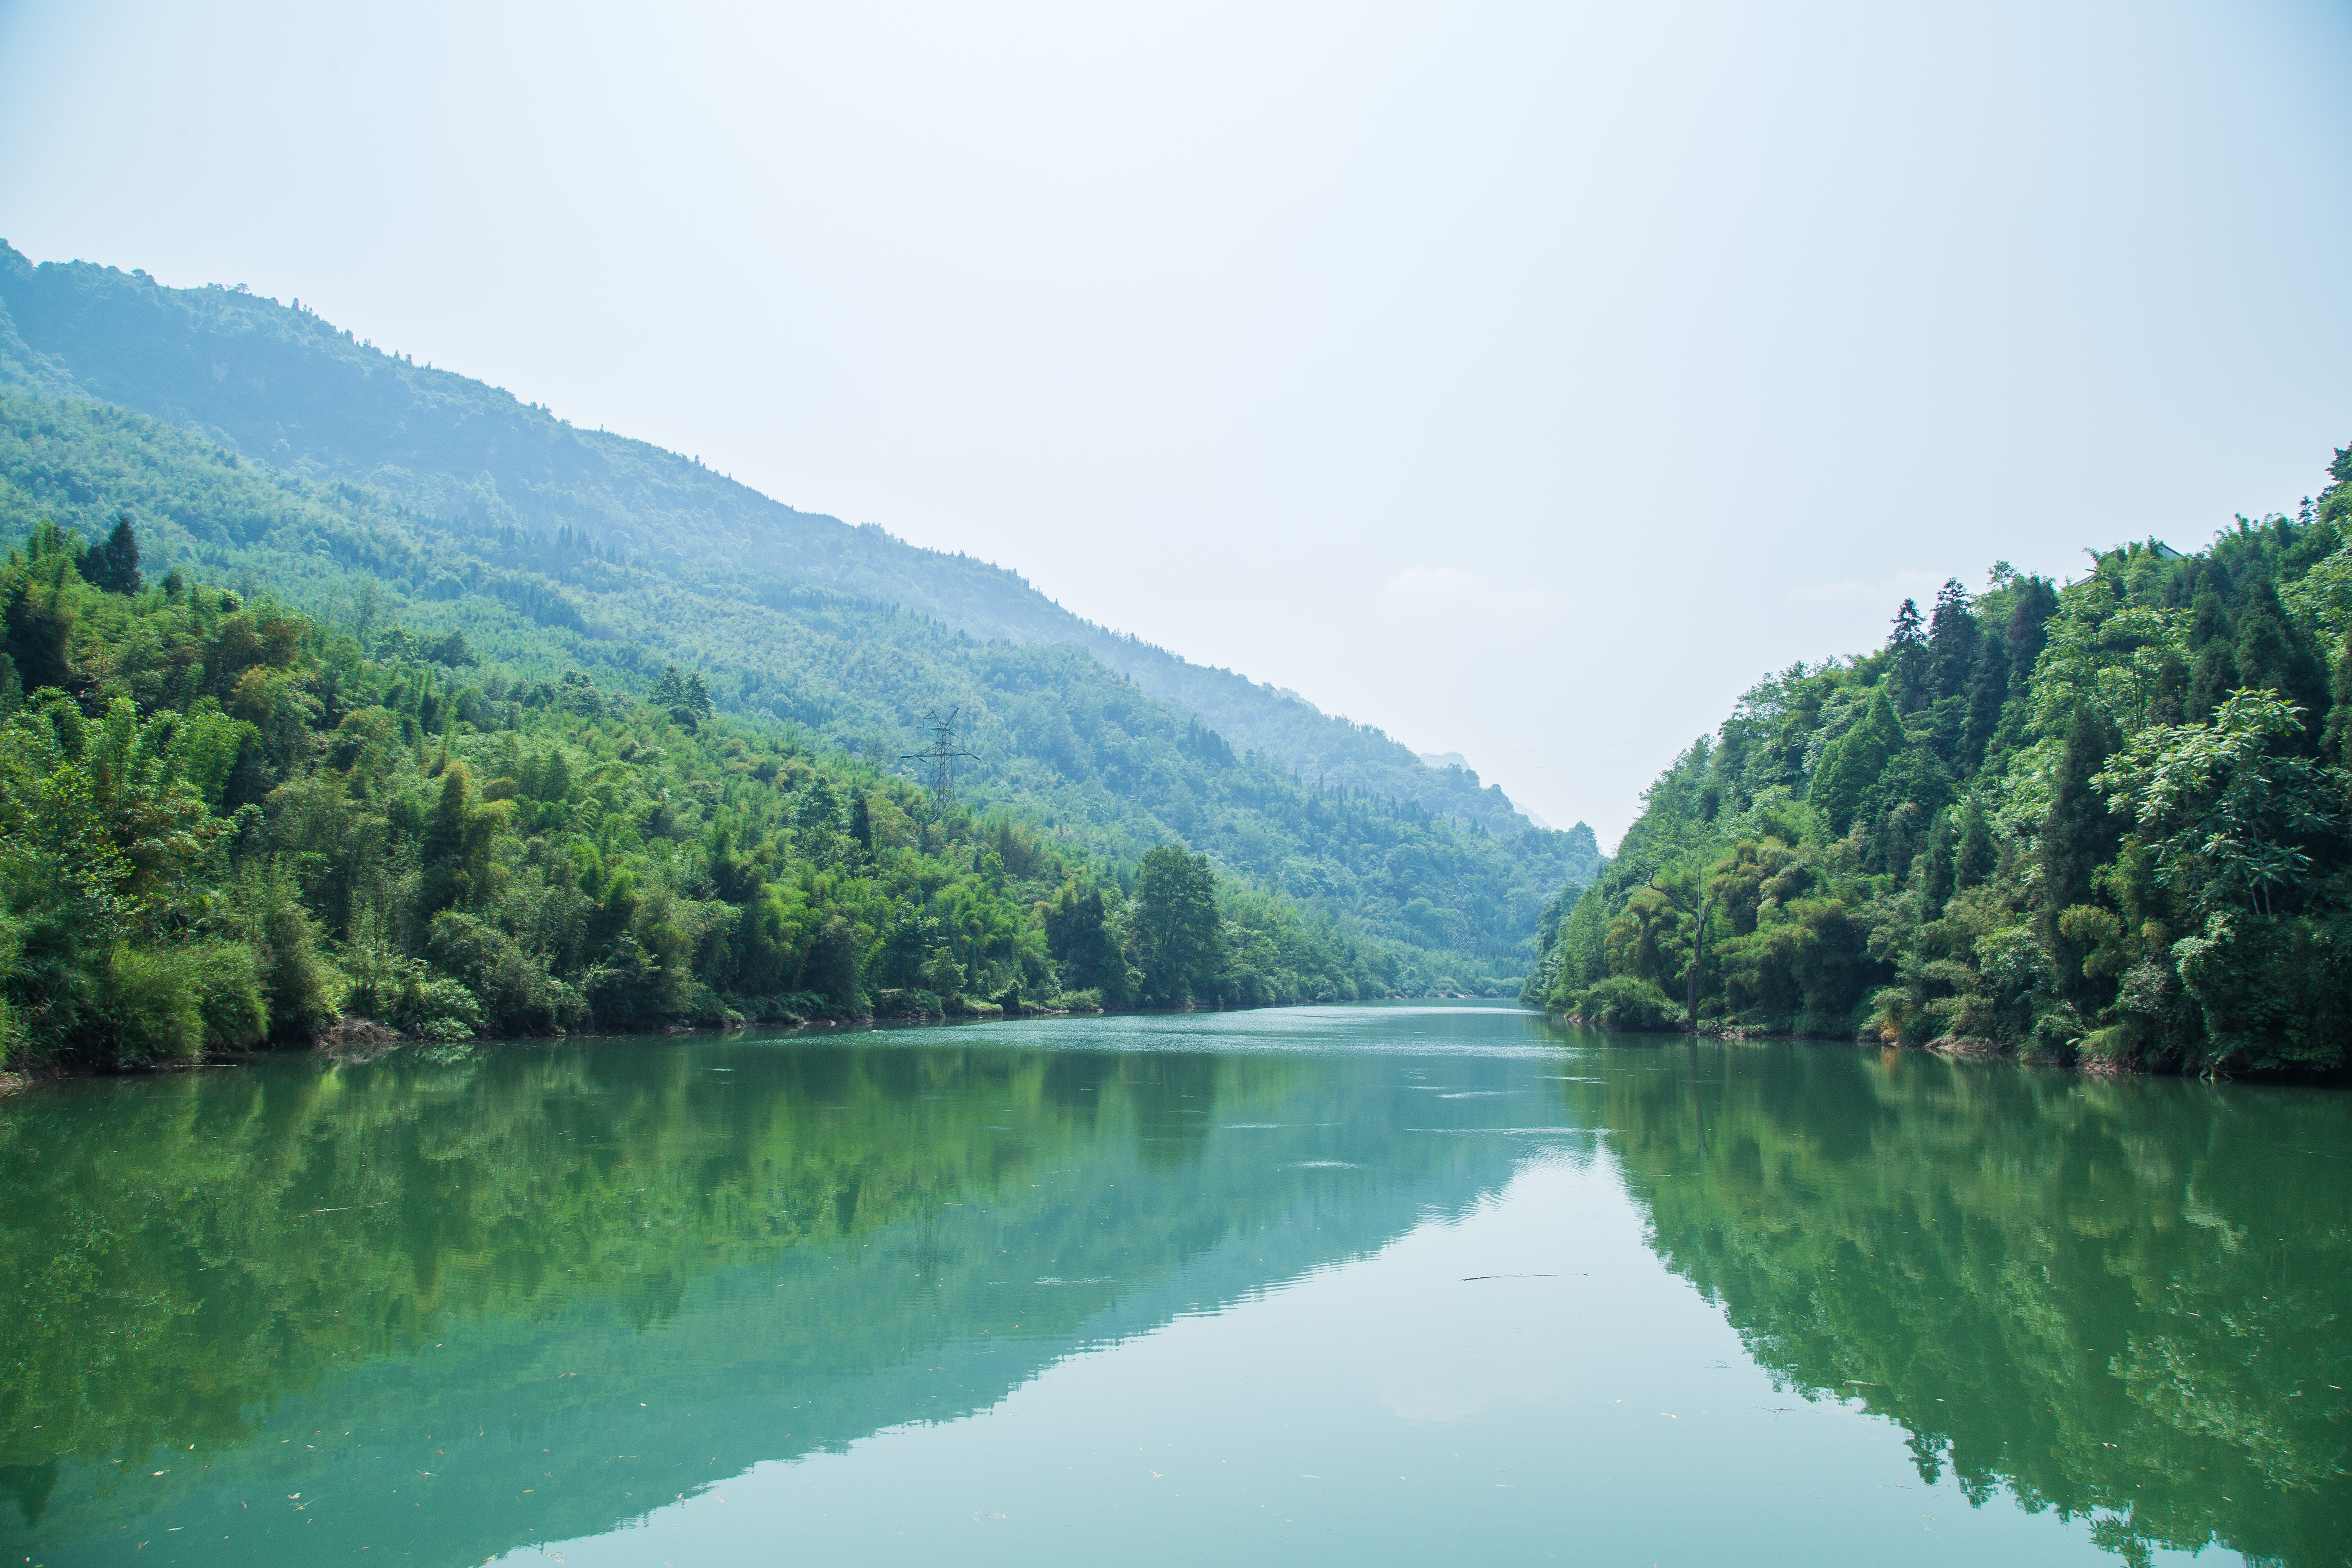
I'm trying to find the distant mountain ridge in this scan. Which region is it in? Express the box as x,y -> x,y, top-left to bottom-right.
0,242 -> 1603,971
0,241 -> 1537,837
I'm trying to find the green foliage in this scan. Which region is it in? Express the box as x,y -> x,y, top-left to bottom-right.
1809,686 -> 1902,833
81,513 -> 142,595
0,527 -> 1455,1066
1131,845 -> 1224,1007
1525,468 -> 2352,1074
648,663 -> 712,731
83,941 -> 266,1063
0,389 -> 1592,982
0,247 -> 1605,983
2094,688 -> 2340,917
1570,974 -> 1681,1032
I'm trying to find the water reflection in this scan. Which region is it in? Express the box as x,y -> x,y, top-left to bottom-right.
0,1014 -> 1546,1566
1586,1038 -> 2352,1567
0,1010 -> 2344,1567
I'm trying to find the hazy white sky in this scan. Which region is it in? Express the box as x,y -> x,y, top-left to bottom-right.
4,0 -> 2349,841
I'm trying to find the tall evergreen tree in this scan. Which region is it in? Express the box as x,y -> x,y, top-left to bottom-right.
1952,797 -> 1996,891
2324,636 -> 2352,766
1045,883 -> 1132,1004
1958,633 -> 2011,774
81,514 -> 143,595
2036,702 -> 2123,1000
1927,579 -> 1979,704
1811,688 -> 1905,834
2186,588 -> 2240,720
1888,598 -> 1928,711
2232,579 -> 2329,727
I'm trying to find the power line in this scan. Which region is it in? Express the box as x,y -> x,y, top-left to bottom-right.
901,706 -> 979,822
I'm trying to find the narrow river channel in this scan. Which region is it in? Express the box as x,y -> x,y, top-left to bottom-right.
2,1002 -> 2345,1566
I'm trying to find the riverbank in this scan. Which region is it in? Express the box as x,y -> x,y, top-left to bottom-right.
2,992 -> 1530,1089
1544,1011 -> 2350,1082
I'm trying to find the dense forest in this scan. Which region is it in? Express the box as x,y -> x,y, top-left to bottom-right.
0,390 -> 1597,987
0,242 -> 1557,839
1526,443 -> 2352,1074
0,517 -> 1471,1070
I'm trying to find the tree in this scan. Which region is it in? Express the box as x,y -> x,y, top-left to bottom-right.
1952,797 -> 1995,890
2185,589 -> 2240,719
1810,688 -> 1904,833
419,762 -> 508,913
1927,578 -> 1979,706
2094,688 -> 2342,918
920,945 -> 964,998
4,527 -> 80,694
1045,882 -> 1131,1003
1888,598 -> 1928,710
423,630 -> 478,667
82,514 -> 143,595
648,664 -> 713,731
2230,580 -> 2328,724
2325,634 -> 2352,765
2037,703 -> 2123,1007
1130,845 -> 1224,1007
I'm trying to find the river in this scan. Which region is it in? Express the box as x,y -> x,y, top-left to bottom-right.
0,1002 -> 2344,1566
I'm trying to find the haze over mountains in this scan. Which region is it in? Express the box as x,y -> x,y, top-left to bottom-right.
0,244 -> 1542,829
0,242 -> 1599,973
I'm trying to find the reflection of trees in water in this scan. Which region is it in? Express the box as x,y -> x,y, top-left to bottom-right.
900,1199 -> 960,1290
1597,1044 -> 2352,1568
0,1041 -> 1267,1473
0,1034 -> 1526,1566
0,1036 -> 1486,1507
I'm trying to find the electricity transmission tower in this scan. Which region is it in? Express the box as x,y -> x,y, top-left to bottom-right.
901,707 -> 979,824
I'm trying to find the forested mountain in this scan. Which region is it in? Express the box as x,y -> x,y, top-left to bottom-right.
1525,443 -> 2352,1073
0,514 -> 1482,1071
0,394 -> 1594,982
0,241 -> 1543,837
0,245 -> 1599,978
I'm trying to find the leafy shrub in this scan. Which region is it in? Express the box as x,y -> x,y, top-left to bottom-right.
93,940 -> 265,1063
427,910 -> 583,1035
1575,975 -> 1683,1033
93,945 -> 205,1062
234,859 -> 340,1039
401,978 -> 484,1042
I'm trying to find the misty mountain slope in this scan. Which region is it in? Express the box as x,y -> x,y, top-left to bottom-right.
0,391 -> 1601,971
0,242 -> 1532,835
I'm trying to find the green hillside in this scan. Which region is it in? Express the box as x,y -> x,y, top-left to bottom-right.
1525,443 -> 2352,1073
0,246 -> 1600,976
0,510 -> 1452,1070
0,241 -> 1554,839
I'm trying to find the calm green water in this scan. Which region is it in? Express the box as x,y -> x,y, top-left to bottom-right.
0,1003 -> 2345,1567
